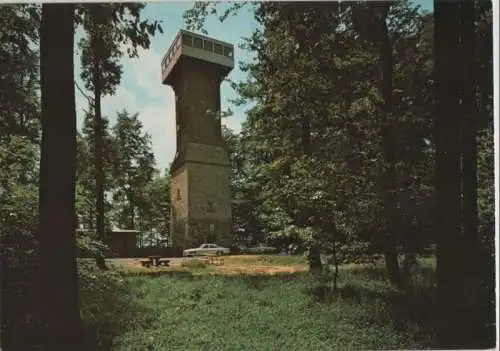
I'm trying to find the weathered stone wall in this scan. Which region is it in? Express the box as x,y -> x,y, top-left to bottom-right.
178,57 -> 223,148
185,142 -> 228,165
168,55 -> 233,250
170,165 -> 189,249
187,160 -> 232,247
170,159 -> 232,249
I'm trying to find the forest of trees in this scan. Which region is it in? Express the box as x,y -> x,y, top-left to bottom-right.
190,0 -> 495,347
76,109 -> 170,246
0,1 -> 495,350
1,4 -> 169,349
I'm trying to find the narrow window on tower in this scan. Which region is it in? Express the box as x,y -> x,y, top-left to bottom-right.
207,201 -> 214,213
176,189 -> 181,200
214,43 -> 223,55
194,37 -> 203,49
223,46 -> 233,58
203,40 -> 213,52
182,33 -> 193,46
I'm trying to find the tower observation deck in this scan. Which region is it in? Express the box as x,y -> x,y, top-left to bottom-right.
161,30 -> 234,251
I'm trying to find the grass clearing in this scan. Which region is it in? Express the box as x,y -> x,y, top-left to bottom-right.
81,255 -> 437,350
225,254 -> 307,266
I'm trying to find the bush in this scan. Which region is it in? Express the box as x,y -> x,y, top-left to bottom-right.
0,183 -> 40,349
79,261 -> 149,350
76,234 -> 110,258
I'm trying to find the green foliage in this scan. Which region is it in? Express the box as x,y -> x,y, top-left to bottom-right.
78,261 -> 148,350
0,6 -> 41,335
76,114 -> 115,231
76,3 -> 163,95
140,173 -> 171,246
217,2 -> 433,268
75,3 -> 163,259
75,108 -> 160,234
0,4 -> 41,140
76,234 -> 110,258
109,109 -> 157,229
76,106 -> 169,248
0,1 -> 494,348
184,2 -> 250,35
183,2 -> 464,269
0,167 -> 39,321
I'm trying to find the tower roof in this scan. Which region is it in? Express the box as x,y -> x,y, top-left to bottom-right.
161,29 -> 234,86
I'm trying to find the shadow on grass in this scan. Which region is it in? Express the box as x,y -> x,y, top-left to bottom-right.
216,271 -> 309,290
306,263 -> 495,349
80,266 -> 164,350
305,266 -> 439,347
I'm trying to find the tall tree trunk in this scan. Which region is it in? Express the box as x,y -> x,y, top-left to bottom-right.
38,4 -> 83,349
129,203 -> 135,229
352,3 -> 400,285
459,1 -> 483,345
92,33 -> 107,270
302,112 -> 322,273
460,1 -> 478,245
375,4 -> 400,285
434,1 -> 463,347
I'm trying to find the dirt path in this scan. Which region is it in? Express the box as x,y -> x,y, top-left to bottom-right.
109,255 -> 308,275
214,264 -> 307,275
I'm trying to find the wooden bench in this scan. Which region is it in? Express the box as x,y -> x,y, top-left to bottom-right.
208,256 -> 224,266
148,255 -> 162,267
139,259 -> 152,268
140,258 -> 170,268
158,259 -> 170,267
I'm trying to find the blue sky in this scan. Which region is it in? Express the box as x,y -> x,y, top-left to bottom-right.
74,1 -> 433,173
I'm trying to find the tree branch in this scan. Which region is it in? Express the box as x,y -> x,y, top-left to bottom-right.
74,81 -> 95,108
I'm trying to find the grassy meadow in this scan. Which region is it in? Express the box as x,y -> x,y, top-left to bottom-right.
79,255 -> 439,350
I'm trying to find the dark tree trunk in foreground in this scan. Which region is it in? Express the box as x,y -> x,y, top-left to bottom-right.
39,4 -> 83,349
376,5 -> 400,286
459,1 -> 478,246
458,1 -> 486,346
352,2 -> 400,285
434,1 -> 463,347
92,37 -> 107,270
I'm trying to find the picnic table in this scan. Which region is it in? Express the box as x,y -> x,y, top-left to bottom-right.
139,255 -> 170,268
206,256 -> 224,266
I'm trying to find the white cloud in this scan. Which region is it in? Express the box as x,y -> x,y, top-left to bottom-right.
222,115 -> 243,134
102,85 -> 140,117
137,99 -> 177,171
129,47 -> 169,102
80,45 -> 177,171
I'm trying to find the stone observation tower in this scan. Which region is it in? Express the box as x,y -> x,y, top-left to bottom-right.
161,29 -> 234,251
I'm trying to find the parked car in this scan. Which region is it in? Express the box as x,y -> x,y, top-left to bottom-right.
246,243 -> 278,254
230,244 -> 246,254
182,243 -> 230,257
